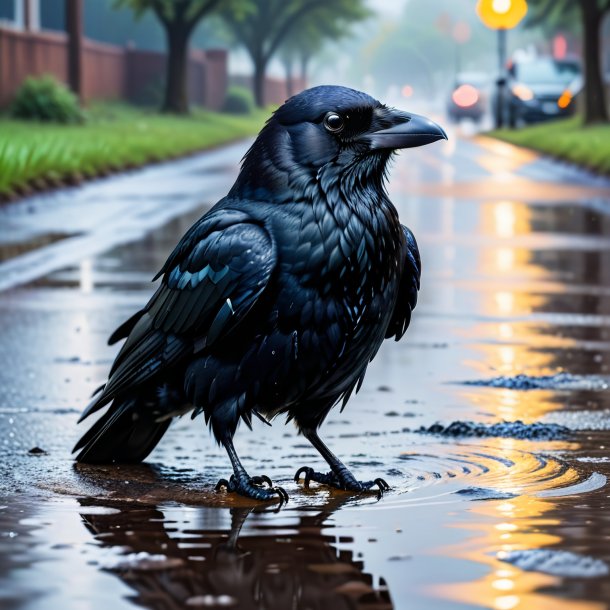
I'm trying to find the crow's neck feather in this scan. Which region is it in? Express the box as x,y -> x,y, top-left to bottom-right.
232,124 -> 394,216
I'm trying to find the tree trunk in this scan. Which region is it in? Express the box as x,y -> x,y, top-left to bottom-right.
299,53 -> 310,87
66,0 -> 83,102
284,59 -> 294,99
580,0 -> 608,124
163,25 -> 190,114
253,59 -> 266,108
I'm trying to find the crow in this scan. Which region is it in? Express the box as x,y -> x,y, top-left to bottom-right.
73,86 -> 446,503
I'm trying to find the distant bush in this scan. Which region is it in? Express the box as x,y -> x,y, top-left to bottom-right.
131,74 -> 166,108
11,75 -> 83,124
222,86 -> 254,114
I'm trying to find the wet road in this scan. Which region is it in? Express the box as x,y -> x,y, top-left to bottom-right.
1,127 -> 610,610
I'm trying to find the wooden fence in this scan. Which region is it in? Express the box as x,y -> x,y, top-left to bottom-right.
231,74 -> 308,107
0,25 -> 228,109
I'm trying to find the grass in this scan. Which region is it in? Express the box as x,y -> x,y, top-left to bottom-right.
0,103 -> 269,199
489,116 -> 610,175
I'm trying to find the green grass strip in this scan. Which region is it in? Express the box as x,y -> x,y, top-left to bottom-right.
489,116 -> 610,175
0,103 -> 269,198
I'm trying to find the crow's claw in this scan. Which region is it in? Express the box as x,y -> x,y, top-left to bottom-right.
373,477 -> 390,491
215,474 -> 288,504
251,474 -> 273,488
294,466 -> 390,495
294,466 -> 309,487
294,466 -> 338,488
294,466 -> 307,483
215,478 -> 231,491
275,486 -> 289,503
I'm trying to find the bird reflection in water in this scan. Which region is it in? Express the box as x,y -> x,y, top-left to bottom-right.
79,497 -> 393,610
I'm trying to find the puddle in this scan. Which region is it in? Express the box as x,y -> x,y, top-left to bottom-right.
498,549 -> 609,578
414,420 -> 571,439
2,140 -> 610,609
0,232 -> 75,263
98,551 -> 186,571
455,487 -> 518,501
541,409 -> 610,431
459,373 -> 610,391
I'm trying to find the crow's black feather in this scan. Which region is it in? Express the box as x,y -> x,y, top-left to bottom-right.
74,86 -> 447,501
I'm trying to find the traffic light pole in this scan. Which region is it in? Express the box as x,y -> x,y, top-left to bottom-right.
495,27 -> 507,128
66,0 -> 84,103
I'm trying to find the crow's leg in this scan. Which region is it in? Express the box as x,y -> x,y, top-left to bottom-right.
294,428 -> 389,494
217,507 -> 252,554
215,435 -> 288,503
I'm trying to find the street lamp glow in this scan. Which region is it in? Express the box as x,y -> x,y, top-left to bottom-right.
492,0 -> 512,14
477,0 -> 528,30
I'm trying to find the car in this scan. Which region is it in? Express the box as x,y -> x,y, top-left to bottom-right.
447,72 -> 489,123
502,57 -> 581,126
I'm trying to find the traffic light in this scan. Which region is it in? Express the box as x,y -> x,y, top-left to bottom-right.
476,0 -> 528,30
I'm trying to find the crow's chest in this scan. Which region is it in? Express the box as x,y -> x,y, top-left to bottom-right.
277,201 -> 402,327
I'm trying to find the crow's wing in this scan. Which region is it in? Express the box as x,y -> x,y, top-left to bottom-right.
385,224 -> 421,341
79,209 -> 276,421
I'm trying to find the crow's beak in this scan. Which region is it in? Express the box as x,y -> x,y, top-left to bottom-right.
368,111 -> 447,150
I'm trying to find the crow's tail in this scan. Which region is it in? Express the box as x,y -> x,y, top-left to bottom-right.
72,394 -> 171,464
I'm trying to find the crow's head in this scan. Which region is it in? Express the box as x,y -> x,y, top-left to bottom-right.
235,85 -> 447,197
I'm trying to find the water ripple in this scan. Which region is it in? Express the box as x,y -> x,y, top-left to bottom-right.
386,442 -> 606,506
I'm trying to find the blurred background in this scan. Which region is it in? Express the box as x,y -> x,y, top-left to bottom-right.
0,0 -> 608,119
2,3 -> 610,610
0,0 -> 609,196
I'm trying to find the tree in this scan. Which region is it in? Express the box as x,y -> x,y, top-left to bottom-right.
278,4 -> 370,96
527,0 -> 610,124
85,0 -> 226,53
114,0 -> 226,113
220,0 -> 369,107
360,0 -> 496,100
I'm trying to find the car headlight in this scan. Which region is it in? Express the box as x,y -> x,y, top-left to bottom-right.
511,84 -> 534,101
452,84 -> 479,108
558,90 -> 572,109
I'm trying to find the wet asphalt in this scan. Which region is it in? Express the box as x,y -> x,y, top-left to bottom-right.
1,125 -> 610,610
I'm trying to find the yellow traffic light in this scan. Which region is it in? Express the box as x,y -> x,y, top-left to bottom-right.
476,0 -> 528,30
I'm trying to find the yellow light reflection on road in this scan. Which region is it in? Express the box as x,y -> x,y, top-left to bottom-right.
498,323 -> 513,340
459,384 -> 566,421
494,595 -> 520,610
498,345 -> 515,368
414,124 -> 604,610
430,488 -> 605,610
495,291 -> 515,315
492,578 -> 515,591
468,195 -> 577,402
496,247 -> 515,272
493,201 -> 517,237
497,389 -> 518,419
483,200 -> 533,240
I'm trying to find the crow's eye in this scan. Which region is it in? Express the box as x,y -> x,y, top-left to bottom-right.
323,112 -> 344,133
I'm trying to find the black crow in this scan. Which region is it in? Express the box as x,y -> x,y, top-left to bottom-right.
74,86 -> 446,503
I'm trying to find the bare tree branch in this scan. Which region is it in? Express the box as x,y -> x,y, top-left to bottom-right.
186,0 -> 223,32
263,0 -> 329,63
150,0 -> 170,27
526,0 -> 574,28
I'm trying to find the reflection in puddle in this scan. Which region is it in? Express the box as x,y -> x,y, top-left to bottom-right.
3,149 -> 610,610
435,491 -> 610,610
391,191 -> 610,609
0,232 -> 75,263
80,499 -> 392,610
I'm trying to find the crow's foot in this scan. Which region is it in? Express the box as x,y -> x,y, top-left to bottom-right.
294,466 -> 389,495
215,474 -> 288,504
